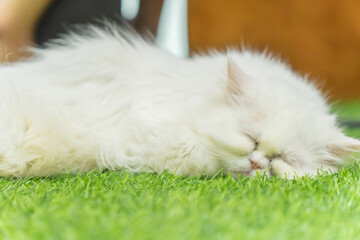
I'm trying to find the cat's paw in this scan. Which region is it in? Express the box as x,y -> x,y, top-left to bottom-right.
270,159 -> 297,179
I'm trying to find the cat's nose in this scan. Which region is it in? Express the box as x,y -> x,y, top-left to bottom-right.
249,151 -> 270,169
250,160 -> 261,170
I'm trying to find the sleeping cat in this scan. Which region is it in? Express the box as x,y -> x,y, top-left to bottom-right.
0,25 -> 359,178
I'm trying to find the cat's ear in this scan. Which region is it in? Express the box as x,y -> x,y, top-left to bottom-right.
328,134 -> 360,156
226,54 -> 249,97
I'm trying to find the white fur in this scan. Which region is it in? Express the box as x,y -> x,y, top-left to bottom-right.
0,25 -> 359,178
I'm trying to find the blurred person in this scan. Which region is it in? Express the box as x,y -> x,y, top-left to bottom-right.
0,0 -> 52,62
0,0 -> 163,63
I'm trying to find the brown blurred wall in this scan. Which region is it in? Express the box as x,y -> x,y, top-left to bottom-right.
188,0 -> 360,100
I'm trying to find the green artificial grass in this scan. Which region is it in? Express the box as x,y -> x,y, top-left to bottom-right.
333,101 -> 360,138
0,103 -> 360,240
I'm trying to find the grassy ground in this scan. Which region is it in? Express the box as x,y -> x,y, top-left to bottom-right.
0,103 -> 359,240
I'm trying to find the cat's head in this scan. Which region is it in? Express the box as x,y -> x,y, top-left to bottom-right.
211,54 -> 360,178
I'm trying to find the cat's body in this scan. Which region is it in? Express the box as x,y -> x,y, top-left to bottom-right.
0,26 -> 359,178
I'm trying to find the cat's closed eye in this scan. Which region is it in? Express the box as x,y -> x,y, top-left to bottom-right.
266,153 -> 283,160
246,134 -> 259,150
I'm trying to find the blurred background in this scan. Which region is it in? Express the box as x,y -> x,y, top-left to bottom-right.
1,0 -> 359,100
188,0 -> 360,100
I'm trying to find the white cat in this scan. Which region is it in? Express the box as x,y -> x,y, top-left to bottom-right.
0,25 -> 359,178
